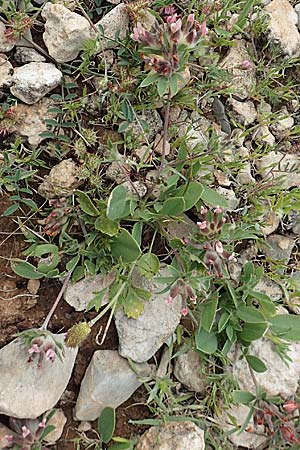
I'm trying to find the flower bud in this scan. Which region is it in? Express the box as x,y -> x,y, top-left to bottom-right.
65,322 -> 91,348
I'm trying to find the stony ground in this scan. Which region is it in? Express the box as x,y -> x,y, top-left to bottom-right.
1,0 -> 300,449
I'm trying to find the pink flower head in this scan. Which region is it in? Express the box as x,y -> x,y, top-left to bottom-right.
133,22 -> 147,43
215,241 -> 224,254
164,5 -> 176,15
181,307 -> 188,316
197,220 -> 207,230
22,426 -> 31,439
170,18 -> 182,34
5,435 -> 14,444
199,21 -> 208,36
28,343 -> 41,355
166,13 -> 179,24
190,296 -> 197,304
241,59 -> 251,70
166,295 -> 173,305
45,348 -> 55,362
200,206 -> 208,214
214,205 -> 222,214
39,418 -> 46,429
283,400 -> 299,414
187,13 -> 195,24
280,424 -> 300,444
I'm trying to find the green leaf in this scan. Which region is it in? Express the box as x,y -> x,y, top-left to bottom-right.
218,311 -> 230,332
200,185 -> 228,207
122,100 -> 134,122
232,390 -> 256,405
66,255 -> 80,272
11,261 -> 44,279
132,222 -> 143,246
234,0 -> 255,31
175,181 -> 204,210
201,297 -> 218,332
270,314 -> 300,341
162,197 -> 186,216
157,77 -> 169,97
111,229 -> 141,262
109,443 -> 133,450
239,322 -> 268,342
140,71 -> 160,88
225,280 -> 239,308
246,355 -> 267,373
98,407 -> 115,443
2,203 -> 19,216
138,253 -> 160,279
107,185 -> 131,221
195,329 -> 218,354
76,191 -> 100,216
237,306 -> 266,324
124,293 -> 144,319
95,216 -> 119,236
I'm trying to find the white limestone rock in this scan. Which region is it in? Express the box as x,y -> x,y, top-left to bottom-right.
265,0 -> 300,56
42,3 -> 95,63
229,338 -> 300,398
74,350 -> 151,420
64,272 -> 115,311
136,421 -> 205,450
10,62 -> 62,105
14,47 -> 46,64
96,4 -> 129,51
0,334 -> 77,418
114,267 -> 182,363
173,349 -> 207,394
257,151 -> 300,189
228,98 -> 257,125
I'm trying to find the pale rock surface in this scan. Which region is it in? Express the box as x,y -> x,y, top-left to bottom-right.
10,62 -> 62,104
228,98 -> 257,125
254,276 -> 282,301
42,3 -> 95,63
219,404 -> 267,448
114,267 -> 183,362
27,279 -> 40,295
96,4 -> 129,51
77,421 -> 92,432
236,146 -> 255,185
136,421 -> 205,450
0,22 -> 16,52
253,124 -> 275,146
257,151 -> 300,188
219,39 -> 255,99
0,334 -> 77,418
263,234 -> 295,263
0,54 -> 13,88
105,161 -> 130,184
173,349 -> 207,393
270,107 -> 294,138
178,113 -> 211,150
121,180 -> 148,198
153,133 -> 171,156
265,0 -> 300,56
64,272 -> 115,311
164,215 -> 197,240
14,47 -> 46,64
38,159 -> 84,199
74,350 -> 152,420
12,98 -> 58,146
259,209 -> 282,235
44,409 -> 67,443
229,338 -> 300,398
216,187 -> 239,211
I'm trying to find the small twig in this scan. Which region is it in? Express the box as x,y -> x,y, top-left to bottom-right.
159,88 -> 172,170
40,269 -> 73,330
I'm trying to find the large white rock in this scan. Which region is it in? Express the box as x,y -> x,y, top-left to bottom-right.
0,334 -> 77,418
219,404 -> 267,449
95,3 -> 129,51
173,349 -> 207,394
114,268 -> 182,363
10,62 -> 62,104
74,350 -> 151,420
38,159 -> 84,199
256,151 -> 300,189
265,0 -> 300,56
230,338 -> 300,398
136,421 -> 205,450
64,272 -> 115,311
42,3 -> 95,63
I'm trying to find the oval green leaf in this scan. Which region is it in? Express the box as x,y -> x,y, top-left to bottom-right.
111,229 -> 141,263
138,253 -> 160,279
98,407 -> 115,443
195,329 -> 218,354
246,355 -> 268,373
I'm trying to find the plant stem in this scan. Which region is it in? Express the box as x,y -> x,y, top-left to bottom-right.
40,269 -> 73,330
159,88 -> 172,170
